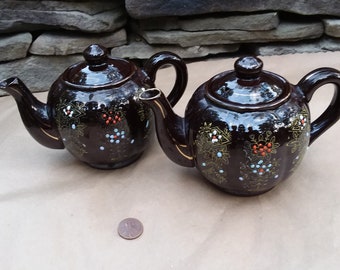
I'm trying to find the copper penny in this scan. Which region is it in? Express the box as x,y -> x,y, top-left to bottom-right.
118,218 -> 143,240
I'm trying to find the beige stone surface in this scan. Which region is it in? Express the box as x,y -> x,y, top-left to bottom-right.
0,52 -> 340,270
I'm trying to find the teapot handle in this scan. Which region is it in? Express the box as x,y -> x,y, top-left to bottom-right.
143,52 -> 188,106
297,68 -> 340,145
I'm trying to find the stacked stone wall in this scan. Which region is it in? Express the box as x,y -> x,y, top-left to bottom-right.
0,0 -> 339,95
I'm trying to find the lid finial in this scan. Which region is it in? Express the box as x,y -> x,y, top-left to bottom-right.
235,56 -> 263,79
83,44 -> 108,70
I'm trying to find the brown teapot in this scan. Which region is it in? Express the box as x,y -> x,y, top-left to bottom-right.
0,44 -> 187,169
139,56 -> 340,195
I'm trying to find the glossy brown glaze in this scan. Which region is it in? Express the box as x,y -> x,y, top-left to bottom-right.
140,56 -> 340,195
0,44 -> 188,169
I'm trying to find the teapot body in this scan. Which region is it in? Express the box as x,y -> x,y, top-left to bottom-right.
0,44 -> 188,169
49,66 -> 153,169
139,55 -> 339,196
186,81 -> 309,195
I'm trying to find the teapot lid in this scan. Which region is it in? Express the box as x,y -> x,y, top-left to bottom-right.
205,56 -> 291,112
62,44 -> 136,88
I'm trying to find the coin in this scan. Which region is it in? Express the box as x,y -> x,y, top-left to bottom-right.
118,218 -> 144,240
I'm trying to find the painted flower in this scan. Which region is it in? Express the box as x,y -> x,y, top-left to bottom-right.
63,105 -> 74,117
298,114 -> 307,129
288,111 -> 308,131
105,128 -> 126,144
247,131 -> 279,158
102,110 -> 123,125
209,130 -> 222,143
252,142 -> 273,157
250,159 -> 273,176
216,151 -> 223,158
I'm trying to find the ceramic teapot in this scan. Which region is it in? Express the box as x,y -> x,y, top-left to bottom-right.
139,56 -> 340,195
0,44 -> 187,169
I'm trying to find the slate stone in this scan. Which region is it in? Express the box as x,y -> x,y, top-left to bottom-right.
141,21 -> 324,47
110,38 -> 239,59
0,55 -> 83,96
256,37 -> 340,56
0,32 -> 32,62
29,29 -> 127,55
139,12 -> 280,31
324,19 -> 340,38
126,0 -> 340,19
0,1 -> 127,33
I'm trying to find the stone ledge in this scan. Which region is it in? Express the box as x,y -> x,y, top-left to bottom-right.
256,37 -> 340,56
111,38 -> 239,59
29,29 -> 127,55
0,32 -> 32,62
138,12 -> 280,31
126,0 -> 340,19
0,1 -> 127,33
140,21 -> 324,47
0,55 -> 83,96
0,1 -> 124,15
324,19 -> 340,38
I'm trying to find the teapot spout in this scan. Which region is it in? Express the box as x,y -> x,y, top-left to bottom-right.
139,88 -> 194,167
0,77 -> 64,149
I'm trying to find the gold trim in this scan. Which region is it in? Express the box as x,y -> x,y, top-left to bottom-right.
171,137 -> 187,148
175,144 -> 193,160
40,128 -> 60,141
152,99 -> 192,160
154,100 -> 166,118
